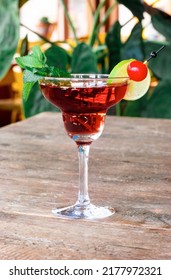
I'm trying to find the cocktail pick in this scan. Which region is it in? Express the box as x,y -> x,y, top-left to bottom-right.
145,45 -> 166,63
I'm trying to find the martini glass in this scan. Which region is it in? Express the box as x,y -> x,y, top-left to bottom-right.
39,74 -> 129,219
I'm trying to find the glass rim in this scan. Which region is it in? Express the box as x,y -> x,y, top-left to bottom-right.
39,74 -> 129,82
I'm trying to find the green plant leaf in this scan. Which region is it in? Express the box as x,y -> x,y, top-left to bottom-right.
121,22 -> 144,61
123,94 -> 148,117
144,41 -> 169,80
144,80 -> 171,119
71,42 -> 98,73
152,14 -> 171,42
0,0 -> 19,79
88,0 -> 106,47
34,45 -> 47,64
23,82 -> 59,118
61,0 -> 78,45
23,69 -> 41,83
20,34 -> 29,57
93,45 -> 107,62
105,21 -> 122,72
48,66 -> 70,77
16,46 -> 47,69
23,82 -> 36,102
16,46 -> 71,102
117,0 -> 144,21
144,3 -> 171,42
93,45 -> 108,74
45,45 -> 69,70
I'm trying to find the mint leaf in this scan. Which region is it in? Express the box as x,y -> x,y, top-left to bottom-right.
23,68 -> 47,101
33,67 -> 49,76
16,56 -> 42,69
23,69 -> 42,83
16,46 -> 47,69
15,45 -> 71,101
48,66 -> 71,77
33,45 -> 47,65
23,82 -> 36,101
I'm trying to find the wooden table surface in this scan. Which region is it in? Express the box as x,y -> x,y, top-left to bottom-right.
0,112 -> 171,260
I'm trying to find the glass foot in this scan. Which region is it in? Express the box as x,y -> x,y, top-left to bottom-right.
52,203 -> 115,219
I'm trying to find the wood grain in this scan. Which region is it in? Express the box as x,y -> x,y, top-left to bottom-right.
0,112 -> 171,260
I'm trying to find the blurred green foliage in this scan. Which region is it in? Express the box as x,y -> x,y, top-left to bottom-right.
0,0 -> 171,118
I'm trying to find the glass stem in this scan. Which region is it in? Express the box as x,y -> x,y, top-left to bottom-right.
77,144 -> 90,207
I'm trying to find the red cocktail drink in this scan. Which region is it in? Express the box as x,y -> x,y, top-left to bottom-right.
39,74 -> 129,219
40,75 -> 128,145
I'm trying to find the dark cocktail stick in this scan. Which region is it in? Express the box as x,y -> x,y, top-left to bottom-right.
145,45 -> 166,63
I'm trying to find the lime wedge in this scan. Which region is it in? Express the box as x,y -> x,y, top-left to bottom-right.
124,69 -> 151,101
108,59 -> 151,101
109,59 -> 134,78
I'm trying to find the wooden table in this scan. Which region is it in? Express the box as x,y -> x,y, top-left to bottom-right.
0,112 -> 171,260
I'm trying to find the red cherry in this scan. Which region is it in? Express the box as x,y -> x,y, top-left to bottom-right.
127,60 -> 148,82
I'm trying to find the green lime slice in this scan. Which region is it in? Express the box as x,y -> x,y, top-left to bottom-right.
108,59 -> 151,101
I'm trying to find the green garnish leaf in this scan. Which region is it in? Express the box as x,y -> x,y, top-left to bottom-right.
23,69 -> 42,83
15,46 -> 70,101
48,66 -> 71,77
33,45 -> 47,65
23,82 -> 36,101
16,46 -> 47,69
22,69 -> 45,101
32,67 -> 49,76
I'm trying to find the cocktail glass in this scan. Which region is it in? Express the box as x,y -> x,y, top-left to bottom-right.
39,74 -> 129,219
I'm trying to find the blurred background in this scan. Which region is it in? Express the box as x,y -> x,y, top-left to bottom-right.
0,0 -> 171,127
